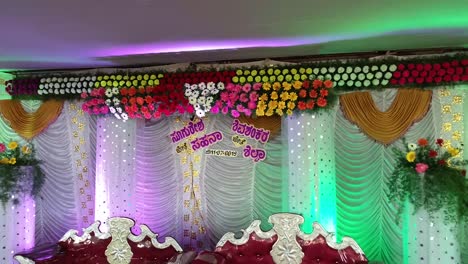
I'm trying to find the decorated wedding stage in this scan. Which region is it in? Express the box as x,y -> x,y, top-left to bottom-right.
0,56 -> 467,263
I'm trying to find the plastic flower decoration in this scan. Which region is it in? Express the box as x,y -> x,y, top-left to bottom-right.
389,137 -> 467,223
185,82 -> 224,118
0,141 -> 45,205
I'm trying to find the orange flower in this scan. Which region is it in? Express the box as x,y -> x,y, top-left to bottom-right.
263,82 -> 272,91
136,97 -> 145,105
138,87 -> 146,94
292,81 -> 302,89
313,79 -> 323,89
282,82 -> 292,91
418,138 -> 428,146
272,82 -> 281,91
323,80 -> 333,89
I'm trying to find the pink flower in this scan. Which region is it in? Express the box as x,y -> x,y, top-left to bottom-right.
226,83 -> 236,91
228,92 -> 239,101
80,92 -> 88,99
187,105 -> 194,114
211,105 -> 220,114
220,92 -> 229,102
415,163 -> 429,174
92,107 -> 101,114
253,83 -> 262,91
227,100 -> 234,108
231,109 -> 240,118
222,106 -> 229,115
247,101 -> 257,109
100,106 -> 109,114
236,105 -> 245,112
244,109 -> 252,116
242,83 -> 251,93
249,91 -> 258,101
0,143 -> 6,153
239,93 -> 249,103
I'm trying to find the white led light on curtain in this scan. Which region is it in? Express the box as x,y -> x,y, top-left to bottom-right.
94,117 -> 138,229
285,111 -> 337,234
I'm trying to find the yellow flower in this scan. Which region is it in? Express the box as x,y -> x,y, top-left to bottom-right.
278,101 -> 286,110
280,92 -> 290,101
9,158 -> 16,165
265,109 -> 274,116
22,145 -> 32,154
262,82 -> 271,91
282,82 -> 292,90
286,109 -> 293,115
446,147 -> 460,157
406,151 -> 416,162
256,108 -> 265,116
292,80 -> 302,89
0,157 -> 9,164
289,92 -> 298,101
268,100 -> 278,110
287,101 -> 296,110
8,141 -> 18,150
270,91 -> 279,100
259,94 -> 269,102
273,82 -> 281,91
275,108 -> 284,116
257,100 -> 266,109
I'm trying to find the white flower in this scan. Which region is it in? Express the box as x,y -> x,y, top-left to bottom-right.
54,89 -> 59,94
113,98 -> 120,105
408,143 -> 417,150
204,105 -> 211,112
77,83 -> 82,88
48,88 -> 53,94
355,81 -> 362,87
38,90 -> 43,95
105,89 -> 113,97
46,77 -> 51,82
112,87 -> 119,95
83,82 -> 88,87
115,114 -> 121,119
85,76 -> 91,81
195,109 -> 205,118
52,77 -> 57,82
354,66 -> 362,73
350,73 -> 357,80
191,90 -> 200,98
346,80 -> 354,86
43,89 -> 49,94
328,67 -> 336,73
191,84 -> 198,90
66,82 -> 71,88
381,79 -> 389,86
58,77 -> 63,83
194,104 -> 201,110
333,74 -> 340,81
313,68 -> 319,74
210,89 -> 219,95
76,88 -> 81,94
88,88 -> 92,93
184,89 -> 193,97
380,64 -> 388,72
389,64 -> 397,71
206,97 -> 213,104
116,107 -> 122,113
384,72 -> 393,80
54,83 -> 60,89
338,80 -> 345,86
61,83 -> 65,88
71,88 -> 76,94
91,76 -> 96,81
325,74 -> 332,80
89,81 -> 94,87
320,67 -> 327,74
184,83 -> 191,89
189,97 -> 197,105
39,84 -> 44,89
217,82 -> 225,90
198,82 -> 206,89
346,67 -> 353,73
44,83 -> 49,89
197,97 -> 206,105
364,80 -> 371,87
362,66 -> 369,73
366,73 -> 374,79
80,77 -> 85,82
121,113 -> 128,120
358,73 -> 365,80
341,73 -> 349,80
65,88 -> 70,93
371,65 -> 379,71
105,99 -> 112,105
375,72 -> 383,79
201,89 -> 210,96
207,82 -> 216,90
40,78 -> 46,83
109,106 -> 116,113
337,67 -> 345,74
372,79 -> 380,86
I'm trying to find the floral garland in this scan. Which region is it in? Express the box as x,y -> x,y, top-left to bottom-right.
184,82 -> 224,118
389,138 -> 467,223
215,83 -> 261,118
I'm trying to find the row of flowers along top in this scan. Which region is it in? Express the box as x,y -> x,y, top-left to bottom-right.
6,57 -> 468,98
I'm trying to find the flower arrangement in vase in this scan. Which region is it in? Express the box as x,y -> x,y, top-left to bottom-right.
388,138 -> 467,223
0,141 -> 45,205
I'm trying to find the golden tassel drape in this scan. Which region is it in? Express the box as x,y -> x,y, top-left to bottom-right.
238,115 -> 282,138
340,89 -> 432,145
0,100 -> 64,140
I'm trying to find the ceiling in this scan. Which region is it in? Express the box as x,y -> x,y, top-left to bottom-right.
1,0 -> 468,71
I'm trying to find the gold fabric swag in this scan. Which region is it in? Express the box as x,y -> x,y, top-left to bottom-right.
0,100 -> 64,140
340,89 -> 432,145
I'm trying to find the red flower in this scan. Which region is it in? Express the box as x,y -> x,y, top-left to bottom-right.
436,138 -> 444,146
461,59 -> 468,66
145,95 -> 153,104
317,97 -> 327,107
443,75 -> 452,82
121,97 -> 128,105
320,89 -> 329,97
299,89 -> 307,98
434,76 -> 442,83
437,69 -> 446,76
411,70 -> 419,77
402,70 -> 410,78
428,150 -> 438,158
416,78 -> 424,84
416,64 -> 423,71
302,80 -> 310,89
120,88 -> 128,96
418,138 -> 428,146
462,75 -> 468,81
447,68 -> 455,75
136,97 -> 145,105
306,100 -> 315,109
420,71 -> 428,77
438,159 -> 447,166
128,87 -> 137,96
298,101 -> 307,110
393,72 -> 402,78
309,90 -> 318,98
312,80 -> 323,89
390,79 -> 398,85
323,80 -> 333,89
456,67 -> 464,75
433,64 -> 441,70
451,60 -> 459,67
423,64 -> 432,71
442,62 -> 450,68
407,64 -> 415,70
398,78 -> 407,85
397,64 -> 405,71
138,87 -> 145,94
